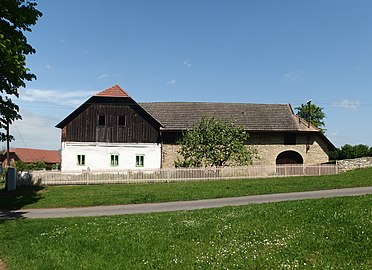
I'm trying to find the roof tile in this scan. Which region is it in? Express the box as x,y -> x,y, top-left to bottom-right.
140,102 -> 318,132
9,148 -> 61,163
95,85 -> 129,97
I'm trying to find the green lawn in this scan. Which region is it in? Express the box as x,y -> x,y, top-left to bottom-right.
1,167 -> 372,209
1,195 -> 372,269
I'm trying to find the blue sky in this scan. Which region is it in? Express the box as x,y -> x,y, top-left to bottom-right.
4,0 -> 372,150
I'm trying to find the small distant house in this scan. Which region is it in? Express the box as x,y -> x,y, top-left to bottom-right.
56,85 -> 336,172
0,148 -> 61,169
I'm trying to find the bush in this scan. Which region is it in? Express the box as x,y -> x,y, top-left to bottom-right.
329,144 -> 372,160
15,161 -> 46,171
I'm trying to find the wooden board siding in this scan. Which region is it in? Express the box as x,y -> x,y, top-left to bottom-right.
63,103 -> 160,143
161,131 -> 183,144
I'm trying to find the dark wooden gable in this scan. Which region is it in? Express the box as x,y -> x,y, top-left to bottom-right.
57,96 -> 161,143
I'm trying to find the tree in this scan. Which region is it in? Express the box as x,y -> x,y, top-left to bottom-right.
0,0 -> 42,141
329,144 -> 371,160
295,102 -> 326,133
175,117 -> 258,167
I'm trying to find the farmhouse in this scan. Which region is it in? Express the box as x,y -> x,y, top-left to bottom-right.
0,148 -> 61,169
56,85 -> 335,171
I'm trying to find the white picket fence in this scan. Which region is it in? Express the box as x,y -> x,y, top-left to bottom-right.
18,164 -> 338,186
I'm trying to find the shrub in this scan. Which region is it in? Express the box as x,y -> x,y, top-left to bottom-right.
329,144 -> 372,160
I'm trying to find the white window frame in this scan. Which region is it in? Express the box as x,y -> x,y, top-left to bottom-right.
77,154 -> 85,166
110,154 -> 119,167
135,154 -> 144,167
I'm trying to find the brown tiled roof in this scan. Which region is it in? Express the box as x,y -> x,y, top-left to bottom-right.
56,84 -> 319,133
95,85 -> 129,97
9,148 -> 61,163
140,102 -> 319,132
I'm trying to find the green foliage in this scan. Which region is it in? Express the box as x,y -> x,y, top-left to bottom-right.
0,0 -> 42,141
15,160 -> 27,171
15,160 -> 46,171
175,117 -> 258,167
329,144 -> 372,160
0,174 -> 4,190
295,103 -> 326,133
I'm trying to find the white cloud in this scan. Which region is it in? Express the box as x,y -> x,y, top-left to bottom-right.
183,60 -> 192,67
20,88 -> 95,106
284,70 -> 306,81
333,100 -> 360,111
98,74 -> 108,79
165,79 -> 177,85
46,64 -> 52,69
6,110 -> 61,150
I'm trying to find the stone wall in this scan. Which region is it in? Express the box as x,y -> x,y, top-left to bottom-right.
248,133 -> 330,166
337,157 -> 372,172
161,132 -> 332,168
162,144 -> 181,168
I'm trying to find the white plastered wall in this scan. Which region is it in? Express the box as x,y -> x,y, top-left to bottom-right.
61,142 -> 161,172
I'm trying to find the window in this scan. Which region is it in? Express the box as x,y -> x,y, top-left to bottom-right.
110,154 -> 119,167
98,115 -> 105,126
118,115 -> 126,127
77,155 -> 85,166
136,155 -> 144,167
284,133 -> 296,145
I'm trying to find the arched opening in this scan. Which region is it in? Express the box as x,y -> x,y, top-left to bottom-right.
276,151 -> 303,165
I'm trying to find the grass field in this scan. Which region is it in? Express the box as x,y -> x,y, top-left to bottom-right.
1,167 -> 372,209
1,195 -> 372,269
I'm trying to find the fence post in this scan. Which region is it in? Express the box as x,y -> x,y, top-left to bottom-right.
303,165 -> 305,176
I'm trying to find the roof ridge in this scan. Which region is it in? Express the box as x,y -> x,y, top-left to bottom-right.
95,85 -> 129,97
140,101 -> 289,105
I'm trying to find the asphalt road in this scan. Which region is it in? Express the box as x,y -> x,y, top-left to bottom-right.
1,186 -> 372,220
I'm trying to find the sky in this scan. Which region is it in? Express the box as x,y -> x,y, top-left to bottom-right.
3,0 -> 372,150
